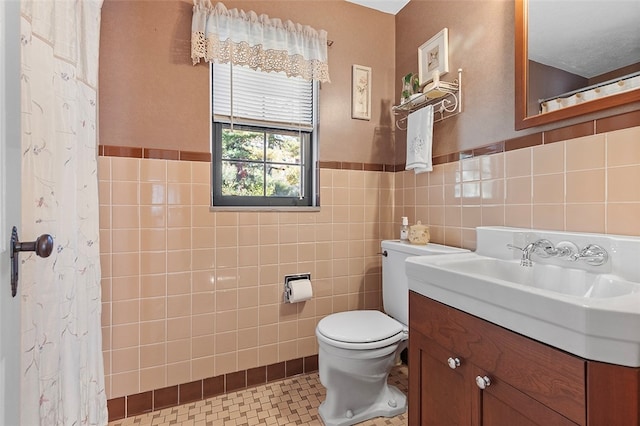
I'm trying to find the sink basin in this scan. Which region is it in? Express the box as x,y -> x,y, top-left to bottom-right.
443,257 -> 639,299
406,226 -> 640,367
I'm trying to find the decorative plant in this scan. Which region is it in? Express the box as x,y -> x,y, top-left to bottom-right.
402,72 -> 421,103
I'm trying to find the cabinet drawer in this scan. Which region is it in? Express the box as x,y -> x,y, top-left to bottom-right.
410,291 -> 586,425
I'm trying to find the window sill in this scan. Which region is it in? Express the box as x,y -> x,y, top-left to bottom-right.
209,206 -> 321,213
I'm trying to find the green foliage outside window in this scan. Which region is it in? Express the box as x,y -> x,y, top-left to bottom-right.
221,127 -> 302,198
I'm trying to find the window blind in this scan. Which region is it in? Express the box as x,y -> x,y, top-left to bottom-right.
212,63 -> 314,131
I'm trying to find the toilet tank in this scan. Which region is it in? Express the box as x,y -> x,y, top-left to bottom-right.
381,240 -> 468,326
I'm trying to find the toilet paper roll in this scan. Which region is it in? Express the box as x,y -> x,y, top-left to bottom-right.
287,279 -> 313,303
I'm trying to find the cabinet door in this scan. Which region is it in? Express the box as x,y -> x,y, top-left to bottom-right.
478,366 -> 579,426
409,330 -> 474,426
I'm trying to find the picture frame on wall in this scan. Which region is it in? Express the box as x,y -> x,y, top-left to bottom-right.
351,64 -> 372,120
418,28 -> 449,85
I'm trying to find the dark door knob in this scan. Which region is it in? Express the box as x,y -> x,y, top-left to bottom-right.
9,226 -> 54,297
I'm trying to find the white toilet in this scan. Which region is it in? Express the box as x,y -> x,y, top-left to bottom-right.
315,240 -> 468,426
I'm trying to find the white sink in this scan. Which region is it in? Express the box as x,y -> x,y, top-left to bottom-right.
406,226 -> 640,367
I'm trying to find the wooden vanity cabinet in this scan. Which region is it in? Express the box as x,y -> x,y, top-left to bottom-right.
409,291 -> 640,426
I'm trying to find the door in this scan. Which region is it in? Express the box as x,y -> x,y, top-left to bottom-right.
0,1 -> 22,424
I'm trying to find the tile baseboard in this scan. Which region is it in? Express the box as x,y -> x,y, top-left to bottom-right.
107,355 -> 319,422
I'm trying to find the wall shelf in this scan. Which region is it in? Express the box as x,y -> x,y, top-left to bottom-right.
393,68 -> 463,130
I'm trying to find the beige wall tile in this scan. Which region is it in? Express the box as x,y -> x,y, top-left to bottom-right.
112,347 -> 139,373
481,205 -> 505,226
167,361 -> 191,387
111,157 -> 139,182
140,366 -> 166,393
461,206 -> 482,229
112,276 -> 139,301
566,204 -> 605,234
140,159 -> 166,183
98,156 -> 111,181
192,313 -> 215,337
505,177 -> 531,205
191,227 -> 214,250
192,335 -> 215,358
461,157 -> 481,182
167,160 -> 190,183
167,228 -> 191,250
167,206 -> 191,228
140,229 -> 166,252
608,166 -> 640,202
140,343 -> 166,368
140,297 -> 166,322
215,310 -> 237,333
191,161 -> 210,185
532,204 -> 565,231
607,203 -> 640,236
566,134 -> 605,171
504,205 -> 531,228
167,339 -> 191,363
607,127 -> 640,167
533,174 -> 564,204
140,320 -> 166,345
110,371 -> 138,399
140,182 -> 165,205
139,206 -> 165,228
112,323 -> 139,350
505,148 -> 531,178
480,153 -> 504,180
192,356 -> 215,381
533,142 -> 564,175
112,205 -> 140,229
566,170 -> 605,203
167,317 -> 191,341
141,251 -> 167,275
238,307 -> 259,329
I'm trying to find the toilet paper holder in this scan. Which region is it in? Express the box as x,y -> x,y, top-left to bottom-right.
284,273 -> 311,303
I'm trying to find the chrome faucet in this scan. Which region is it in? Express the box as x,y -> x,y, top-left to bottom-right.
568,244 -> 609,266
507,239 -> 555,267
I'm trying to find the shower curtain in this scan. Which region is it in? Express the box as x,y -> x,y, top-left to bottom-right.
20,1 -> 107,424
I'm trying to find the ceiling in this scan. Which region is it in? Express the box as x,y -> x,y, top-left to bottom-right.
345,0 -> 410,15
528,0 -> 640,78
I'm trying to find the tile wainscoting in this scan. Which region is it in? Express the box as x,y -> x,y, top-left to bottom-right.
100,110 -> 639,421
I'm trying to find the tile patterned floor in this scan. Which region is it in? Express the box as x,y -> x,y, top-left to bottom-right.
108,365 -> 408,426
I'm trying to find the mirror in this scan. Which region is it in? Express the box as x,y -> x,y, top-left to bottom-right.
515,0 -> 640,130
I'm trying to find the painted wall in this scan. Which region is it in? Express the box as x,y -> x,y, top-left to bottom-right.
99,0 -> 396,165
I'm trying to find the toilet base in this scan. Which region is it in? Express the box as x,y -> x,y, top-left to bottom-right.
318,383 -> 406,426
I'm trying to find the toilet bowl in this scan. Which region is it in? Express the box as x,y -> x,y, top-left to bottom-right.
315,240 -> 469,426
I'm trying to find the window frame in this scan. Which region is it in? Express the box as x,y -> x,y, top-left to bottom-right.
209,64 -> 320,211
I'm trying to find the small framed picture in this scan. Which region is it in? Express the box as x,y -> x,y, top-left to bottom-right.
418,28 -> 449,85
352,64 -> 372,120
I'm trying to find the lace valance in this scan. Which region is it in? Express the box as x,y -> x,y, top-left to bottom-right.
191,0 -> 330,82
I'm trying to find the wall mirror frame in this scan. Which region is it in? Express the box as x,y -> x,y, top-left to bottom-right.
515,0 -> 640,130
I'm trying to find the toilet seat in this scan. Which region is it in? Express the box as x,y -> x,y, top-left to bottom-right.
316,310 -> 407,350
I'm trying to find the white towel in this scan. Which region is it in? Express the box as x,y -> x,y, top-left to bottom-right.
405,104 -> 433,174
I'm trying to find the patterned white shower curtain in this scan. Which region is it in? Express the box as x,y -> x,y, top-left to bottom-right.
19,0 -> 107,424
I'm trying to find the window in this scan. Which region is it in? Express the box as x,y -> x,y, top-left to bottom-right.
211,63 -> 319,208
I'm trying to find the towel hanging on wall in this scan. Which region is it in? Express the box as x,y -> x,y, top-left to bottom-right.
405,105 -> 433,174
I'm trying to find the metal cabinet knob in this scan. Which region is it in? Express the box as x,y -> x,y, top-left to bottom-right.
475,375 -> 491,390
447,357 -> 461,369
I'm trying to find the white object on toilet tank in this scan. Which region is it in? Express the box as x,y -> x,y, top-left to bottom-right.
381,240 -> 469,326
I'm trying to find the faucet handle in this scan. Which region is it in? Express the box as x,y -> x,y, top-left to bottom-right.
569,244 -> 609,266
533,239 -> 556,258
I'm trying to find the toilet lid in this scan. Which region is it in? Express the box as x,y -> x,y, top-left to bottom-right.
316,310 -> 404,344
